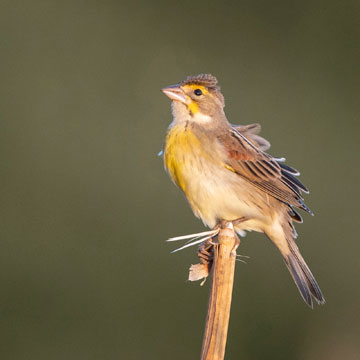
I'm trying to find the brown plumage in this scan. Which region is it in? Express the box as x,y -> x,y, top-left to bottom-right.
233,123 -> 271,151
219,128 -> 312,213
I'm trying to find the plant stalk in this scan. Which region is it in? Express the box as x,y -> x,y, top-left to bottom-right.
200,222 -> 237,360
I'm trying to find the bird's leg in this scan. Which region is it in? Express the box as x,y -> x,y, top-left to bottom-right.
231,217 -> 249,253
232,216 -> 248,226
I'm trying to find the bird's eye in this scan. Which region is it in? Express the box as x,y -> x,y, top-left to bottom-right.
194,89 -> 202,96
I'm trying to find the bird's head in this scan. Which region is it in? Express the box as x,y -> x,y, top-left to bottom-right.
162,74 -> 225,123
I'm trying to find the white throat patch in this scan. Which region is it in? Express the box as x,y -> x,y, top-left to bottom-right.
192,112 -> 212,123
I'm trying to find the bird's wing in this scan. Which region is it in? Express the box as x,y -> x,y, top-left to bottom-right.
232,123 -> 271,151
218,128 -> 312,214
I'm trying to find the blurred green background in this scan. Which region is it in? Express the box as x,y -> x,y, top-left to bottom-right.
1,0 -> 359,359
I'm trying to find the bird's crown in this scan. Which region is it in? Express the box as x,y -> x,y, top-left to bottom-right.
180,74 -> 220,91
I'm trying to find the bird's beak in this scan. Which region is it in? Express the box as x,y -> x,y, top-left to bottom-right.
161,85 -> 189,105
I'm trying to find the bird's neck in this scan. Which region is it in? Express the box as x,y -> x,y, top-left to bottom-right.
170,101 -> 227,127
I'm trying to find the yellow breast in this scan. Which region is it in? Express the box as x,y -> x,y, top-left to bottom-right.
164,125 -> 201,192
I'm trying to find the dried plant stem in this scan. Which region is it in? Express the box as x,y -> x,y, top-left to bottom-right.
200,222 -> 238,360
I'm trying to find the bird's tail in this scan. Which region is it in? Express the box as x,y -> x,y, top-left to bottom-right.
284,238 -> 325,308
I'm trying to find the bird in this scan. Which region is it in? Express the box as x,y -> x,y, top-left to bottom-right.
161,74 -> 325,308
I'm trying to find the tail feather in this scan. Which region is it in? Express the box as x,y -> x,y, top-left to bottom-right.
284,240 -> 325,308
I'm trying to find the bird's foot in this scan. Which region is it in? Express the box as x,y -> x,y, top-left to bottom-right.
197,239 -> 215,265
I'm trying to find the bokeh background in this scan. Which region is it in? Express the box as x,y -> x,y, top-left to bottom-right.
1,1 -> 359,359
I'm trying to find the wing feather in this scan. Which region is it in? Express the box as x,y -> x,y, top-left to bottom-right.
219,127 -> 312,214
233,123 -> 271,151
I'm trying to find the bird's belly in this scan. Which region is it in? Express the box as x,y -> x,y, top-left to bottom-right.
164,126 -> 271,232
184,161 -> 269,231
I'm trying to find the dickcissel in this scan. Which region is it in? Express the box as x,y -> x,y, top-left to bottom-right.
161,74 -> 325,308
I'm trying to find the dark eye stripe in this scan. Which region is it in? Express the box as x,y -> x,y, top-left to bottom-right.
194,89 -> 202,96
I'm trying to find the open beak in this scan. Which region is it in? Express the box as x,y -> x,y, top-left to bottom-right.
161,85 -> 189,104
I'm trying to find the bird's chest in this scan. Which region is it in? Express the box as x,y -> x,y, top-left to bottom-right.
164,125 -> 267,229
164,126 -> 204,191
